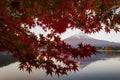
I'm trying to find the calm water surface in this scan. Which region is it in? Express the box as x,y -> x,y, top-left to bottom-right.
0,52 -> 120,80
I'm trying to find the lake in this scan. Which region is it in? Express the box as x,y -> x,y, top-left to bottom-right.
0,51 -> 120,80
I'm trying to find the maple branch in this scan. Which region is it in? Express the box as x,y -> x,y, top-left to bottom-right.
0,37 -> 19,53
13,25 -> 37,41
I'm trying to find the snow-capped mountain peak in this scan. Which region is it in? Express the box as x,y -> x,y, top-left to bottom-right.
63,33 -> 120,47
75,32 -> 89,38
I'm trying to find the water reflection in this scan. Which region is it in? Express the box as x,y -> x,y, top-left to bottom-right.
0,51 -> 120,80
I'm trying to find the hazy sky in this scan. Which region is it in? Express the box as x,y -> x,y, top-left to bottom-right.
31,26 -> 120,43
88,30 -> 120,43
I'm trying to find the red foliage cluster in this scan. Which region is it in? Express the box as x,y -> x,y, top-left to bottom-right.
0,0 -> 120,76
16,34 -> 96,76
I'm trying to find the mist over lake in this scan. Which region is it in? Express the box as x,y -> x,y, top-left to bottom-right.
0,51 -> 120,80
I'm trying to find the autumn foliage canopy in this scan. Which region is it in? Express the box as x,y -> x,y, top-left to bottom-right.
0,0 -> 120,76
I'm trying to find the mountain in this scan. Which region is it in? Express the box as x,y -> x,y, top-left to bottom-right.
63,33 -> 120,47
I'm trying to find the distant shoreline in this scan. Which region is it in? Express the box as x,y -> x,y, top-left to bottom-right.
97,50 -> 120,52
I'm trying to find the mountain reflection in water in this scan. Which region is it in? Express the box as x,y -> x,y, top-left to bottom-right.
0,51 -> 120,80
